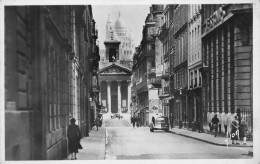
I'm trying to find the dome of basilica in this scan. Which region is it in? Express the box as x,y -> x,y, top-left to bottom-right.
114,12 -> 126,30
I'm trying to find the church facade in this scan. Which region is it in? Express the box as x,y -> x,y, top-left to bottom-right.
98,13 -> 133,115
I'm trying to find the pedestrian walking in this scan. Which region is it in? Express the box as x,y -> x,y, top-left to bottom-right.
67,118 -> 81,160
152,116 -> 155,126
230,116 -> 239,144
132,116 -> 136,128
211,114 -> 219,137
240,119 -> 248,145
95,116 -> 100,131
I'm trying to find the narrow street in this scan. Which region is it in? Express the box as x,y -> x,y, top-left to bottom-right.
71,116 -> 252,160
3,4 -> 256,161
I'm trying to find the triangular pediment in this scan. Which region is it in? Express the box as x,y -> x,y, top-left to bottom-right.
98,63 -> 132,75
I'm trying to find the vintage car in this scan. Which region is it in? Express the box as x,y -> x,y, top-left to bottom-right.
149,116 -> 169,132
111,113 -> 123,119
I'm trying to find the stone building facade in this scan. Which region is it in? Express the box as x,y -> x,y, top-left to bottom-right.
201,4 -> 253,134
187,4 -> 203,131
5,6 -> 99,160
171,5 -> 189,128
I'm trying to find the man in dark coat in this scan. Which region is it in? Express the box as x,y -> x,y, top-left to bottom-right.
67,118 -> 81,160
211,114 -> 219,137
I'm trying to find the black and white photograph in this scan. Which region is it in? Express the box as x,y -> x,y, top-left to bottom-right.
0,0 -> 259,163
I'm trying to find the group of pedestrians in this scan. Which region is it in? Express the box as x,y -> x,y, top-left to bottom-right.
131,116 -> 140,128
211,114 -> 248,145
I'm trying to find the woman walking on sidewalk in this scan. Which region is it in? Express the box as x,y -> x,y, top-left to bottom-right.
211,114 -> 219,137
230,116 -> 239,145
240,119 -> 248,145
67,118 -> 81,160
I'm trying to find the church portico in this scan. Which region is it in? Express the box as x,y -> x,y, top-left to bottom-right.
99,64 -> 132,115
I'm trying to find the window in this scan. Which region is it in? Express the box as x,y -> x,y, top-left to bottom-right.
109,48 -> 117,62
199,71 -> 202,86
181,37 -> 184,63
147,44 -> 151,51
194,70 -> 197,87
152,44 -> 155,50
191,72 -> 193,88
47,40 -> 63,131
152,61 -> 155,67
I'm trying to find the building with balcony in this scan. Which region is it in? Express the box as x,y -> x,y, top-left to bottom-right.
5,6 -> 98,160
132,5 -> 163,126
158,5 -> 173,119
187,4 -> 203,131
171,5 -> 189,129
201,4 -> 253,134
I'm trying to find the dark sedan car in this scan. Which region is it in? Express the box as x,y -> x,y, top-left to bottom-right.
149,116 -> 169,132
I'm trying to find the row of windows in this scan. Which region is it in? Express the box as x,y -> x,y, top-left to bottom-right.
173,5 -> 189,34
174,32 -> 188,66
123,50 -> 132,56
189,70 -> 202,88
189,24 -> 201,63
203,23 -> 235,113
173,68 -> 188,89
46,39 -> 70,132
121,42 -> 134,48
117,33 -> 126,37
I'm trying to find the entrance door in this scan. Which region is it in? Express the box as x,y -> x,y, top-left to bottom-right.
111,95 -> 118,113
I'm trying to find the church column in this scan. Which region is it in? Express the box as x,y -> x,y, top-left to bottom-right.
117,80 -> 122,114
127,80 -> 131,114
107,80 -> 111,114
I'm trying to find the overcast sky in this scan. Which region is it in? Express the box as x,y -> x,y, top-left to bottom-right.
92,5 -> 151,50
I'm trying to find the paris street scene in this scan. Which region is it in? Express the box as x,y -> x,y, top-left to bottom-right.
2,3 -> 257,162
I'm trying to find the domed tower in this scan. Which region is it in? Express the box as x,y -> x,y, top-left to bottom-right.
114,12 -> 127,38
106,14 -> 114,40
113,12 -> 135,61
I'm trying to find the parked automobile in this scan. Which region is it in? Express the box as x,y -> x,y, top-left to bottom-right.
111,113 -> 123,119
115,113 -> 123,119
149,116 -> 169,132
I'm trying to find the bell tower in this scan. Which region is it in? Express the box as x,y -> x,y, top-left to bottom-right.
104,30 -> 121,63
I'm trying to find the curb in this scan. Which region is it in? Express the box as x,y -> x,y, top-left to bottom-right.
168,130 -> 253,147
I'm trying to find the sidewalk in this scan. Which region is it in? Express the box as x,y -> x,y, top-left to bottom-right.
65,127 -> 106,160
169,127 -> 253,147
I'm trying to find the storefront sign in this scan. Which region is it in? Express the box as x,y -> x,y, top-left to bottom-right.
206,6 -> 226,31
162,99 -> 169,106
